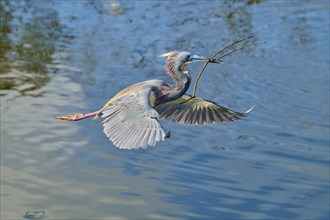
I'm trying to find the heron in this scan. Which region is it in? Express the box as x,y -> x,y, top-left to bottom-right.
56,51 -> 252,149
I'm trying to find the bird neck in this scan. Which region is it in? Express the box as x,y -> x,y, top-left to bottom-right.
167,65 -> 191,101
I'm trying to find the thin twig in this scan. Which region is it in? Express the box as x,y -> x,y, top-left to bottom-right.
191,60 -> 209,98
211,35 -> 254,59
191,37 -> 265,98
215,41 -> 265,60
180,60 -> 210,105
192,36 -> 255,97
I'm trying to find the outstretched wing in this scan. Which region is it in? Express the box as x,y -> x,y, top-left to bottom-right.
155,95 -> 253,125
99,85 -> 166,149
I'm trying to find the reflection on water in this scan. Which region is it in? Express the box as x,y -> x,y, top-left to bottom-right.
0,0 -> 73,98
224,0 -> 257,37
1,0 -> 329,219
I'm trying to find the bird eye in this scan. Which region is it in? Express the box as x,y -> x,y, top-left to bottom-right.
186,55 -> 190,60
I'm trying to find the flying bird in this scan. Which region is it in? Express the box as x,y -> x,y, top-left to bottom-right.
56,51 -> 252,149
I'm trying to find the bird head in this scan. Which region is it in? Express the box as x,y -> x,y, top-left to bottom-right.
159,51 -> 222,68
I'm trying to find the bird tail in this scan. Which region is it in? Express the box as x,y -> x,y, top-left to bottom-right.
55,111 -> 98,121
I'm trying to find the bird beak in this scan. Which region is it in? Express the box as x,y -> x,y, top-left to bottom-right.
189,54 -> 208,62
189,55 -> 224,64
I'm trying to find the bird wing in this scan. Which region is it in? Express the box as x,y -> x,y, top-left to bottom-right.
154,95 -> 252,125
99,85 -> 166,149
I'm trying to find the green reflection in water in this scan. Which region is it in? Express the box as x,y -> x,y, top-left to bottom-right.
0,0 -> 13,75
0,0 -> 74,97
224,0 -> 263,37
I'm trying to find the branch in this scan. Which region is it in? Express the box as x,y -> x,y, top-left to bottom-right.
191,36 -> 265,98
211,35 -> 254,59
215,41 -> 266,61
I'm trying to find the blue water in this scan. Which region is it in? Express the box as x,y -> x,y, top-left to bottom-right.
1,0 -> 329,219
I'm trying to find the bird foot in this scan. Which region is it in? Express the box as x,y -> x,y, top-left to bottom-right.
55,113 -> 85,121
165,131 -> 171,138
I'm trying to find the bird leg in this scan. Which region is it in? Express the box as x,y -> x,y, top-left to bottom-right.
55,111 -> 98,121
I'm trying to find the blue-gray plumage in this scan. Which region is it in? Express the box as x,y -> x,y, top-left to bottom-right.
56,51 -> 252,149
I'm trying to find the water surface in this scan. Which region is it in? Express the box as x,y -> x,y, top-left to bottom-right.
1,0 -> 329,219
